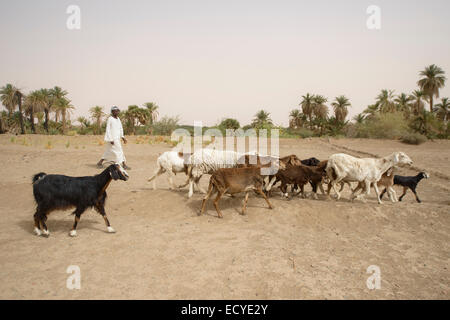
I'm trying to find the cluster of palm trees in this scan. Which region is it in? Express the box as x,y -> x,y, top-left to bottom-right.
76,103 -> 160,135
289,94 -> 351,135
1,65 -> 448,139
355,65 -> 448,136
0,82 -> 161,136
0,84 -> 73,134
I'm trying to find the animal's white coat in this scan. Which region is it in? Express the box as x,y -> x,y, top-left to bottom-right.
326,152 -> 412,204
148,151 -> 188,190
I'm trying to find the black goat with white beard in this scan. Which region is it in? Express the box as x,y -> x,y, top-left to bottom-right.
32,164 -> 129,237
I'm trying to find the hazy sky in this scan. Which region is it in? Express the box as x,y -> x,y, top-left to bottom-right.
1,0 -> 449,126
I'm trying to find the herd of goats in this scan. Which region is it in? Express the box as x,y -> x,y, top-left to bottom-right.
31,148 -> 429,237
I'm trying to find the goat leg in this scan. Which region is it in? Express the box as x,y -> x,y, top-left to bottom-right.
241,192 -> 249,215
95,203 -> 115,233
213,189 -> 226,218
399,186 -> 408,201
148,167 -> 164,190
373,183 -> 382,204
257,187 -> 273,209
199,182 -> 215,215
412,189 -> 421,203
33,211 -> 43,236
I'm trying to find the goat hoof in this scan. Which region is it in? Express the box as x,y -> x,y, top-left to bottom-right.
107,227 -> 116,233
34,228 -> 42,236
42,230 -> 50,237
69,230 -> 77,237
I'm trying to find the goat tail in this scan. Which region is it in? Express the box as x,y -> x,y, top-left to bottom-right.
32,172 -> 47,184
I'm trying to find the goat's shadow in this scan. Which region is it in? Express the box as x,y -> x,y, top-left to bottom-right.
181,190 -> 272,217
17,212 -> 108,236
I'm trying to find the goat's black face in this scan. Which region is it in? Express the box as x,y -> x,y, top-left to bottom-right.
109,164 -> 129,181
420,172 -> 430,179
302,157 -> 320,166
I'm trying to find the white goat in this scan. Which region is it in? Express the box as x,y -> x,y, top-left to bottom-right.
182,148 -> 243,198
147,151 -> 190,190
326,152 -> 412,204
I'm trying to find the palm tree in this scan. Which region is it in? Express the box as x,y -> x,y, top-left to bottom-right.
418,64 -> 446,112
251,110 -> 273,128
25,90 -> 45,134
312,95 -> 328,119
38,89 -> 53,133
311,95 -> 328,135
136,108 -> 150,126
124,105 -> 141,134
410,90 -> 428,116
300,93 -> 314,126
0,84 -> 25,134
49,86 -> 68,122
394,93 -> 413,117
363,104 -> 379,120
411,110 -> 435,137
55,97 -> 74,134
0,111 -> 6,133
89,106 -> 105,134
143,102 -> 159,124
353,113 -> 366,124
331,95 -> 351,122
77,116 -> 91,128
0,84 -> 18,116
376,89 -> 396,113
434,97 -> 450,123
289,109 -> 304,129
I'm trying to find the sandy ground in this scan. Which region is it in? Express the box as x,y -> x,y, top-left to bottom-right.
0,134 -> 449,300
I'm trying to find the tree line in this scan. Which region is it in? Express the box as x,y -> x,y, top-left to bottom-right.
1,64 -> 448,140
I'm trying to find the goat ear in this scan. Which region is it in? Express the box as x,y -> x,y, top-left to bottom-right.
110,166 -> 119,180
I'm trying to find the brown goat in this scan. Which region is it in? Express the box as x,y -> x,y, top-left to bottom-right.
199,167 -> 274,218
275,162 -> 328,199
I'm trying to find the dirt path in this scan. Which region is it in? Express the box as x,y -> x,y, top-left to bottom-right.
0,135 -> 448,299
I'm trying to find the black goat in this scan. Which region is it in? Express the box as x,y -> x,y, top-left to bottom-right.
32,164 -> 129,237
380,172 -> 429,203
301,157 -> 321,167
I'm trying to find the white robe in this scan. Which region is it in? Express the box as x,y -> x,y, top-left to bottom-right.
102,116 -> 126,164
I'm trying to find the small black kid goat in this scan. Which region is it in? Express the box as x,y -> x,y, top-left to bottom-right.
32,164 -> 129,237
380,171 -> 429,203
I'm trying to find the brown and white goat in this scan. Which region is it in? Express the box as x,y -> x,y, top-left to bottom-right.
352,167 -> 397,202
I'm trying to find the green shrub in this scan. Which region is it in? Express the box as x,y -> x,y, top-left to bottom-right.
352,112 -> 409,139
151,116 -> 180,136
400,132 -> 427,145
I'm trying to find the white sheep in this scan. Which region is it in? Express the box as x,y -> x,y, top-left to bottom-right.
147,151 -> 190,190
326,152 -> 412,204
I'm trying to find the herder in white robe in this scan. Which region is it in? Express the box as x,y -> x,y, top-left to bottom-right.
96,106 -> 131,169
